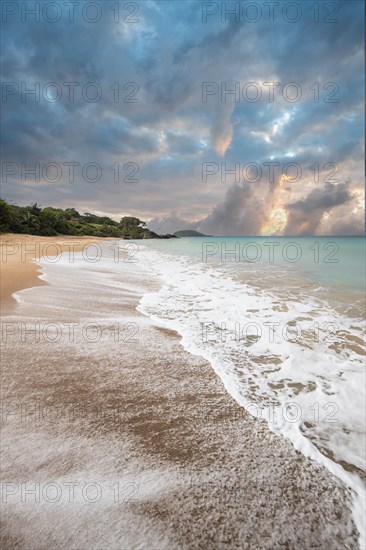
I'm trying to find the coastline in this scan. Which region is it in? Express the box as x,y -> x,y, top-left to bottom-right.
0,237 -> 360,548
0,233 -> 115,311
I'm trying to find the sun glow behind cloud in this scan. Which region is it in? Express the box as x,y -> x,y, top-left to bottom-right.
1,0 -> 364,236
259,175 -> 291,235
259,207 -> 288,236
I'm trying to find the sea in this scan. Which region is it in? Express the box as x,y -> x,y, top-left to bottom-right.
14,235 -> 364,545
135,236 -> 365,545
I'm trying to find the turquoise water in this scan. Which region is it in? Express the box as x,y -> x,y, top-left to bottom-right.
137,236 -> 365,541
143,237 -> 365,293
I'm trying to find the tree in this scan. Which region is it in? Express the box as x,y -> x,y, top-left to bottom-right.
119,216 -> 145,229
0,201 -> 157,238
18,208 -> 41,233
64,208 -> 80,220
0,199 -> 14,232
98,216 -> 118,226
118,216 -> 147,238
82,212 -> 99,224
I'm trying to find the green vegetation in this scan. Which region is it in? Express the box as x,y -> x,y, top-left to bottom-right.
0,198 -> 170,239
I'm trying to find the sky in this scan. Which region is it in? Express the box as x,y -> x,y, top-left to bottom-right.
1,0 -> 365,236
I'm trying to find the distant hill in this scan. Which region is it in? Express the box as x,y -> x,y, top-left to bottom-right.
174,230 -> 209,237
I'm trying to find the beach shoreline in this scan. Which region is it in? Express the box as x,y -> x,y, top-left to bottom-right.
0,236 -> 360,548
0,233 -> 115,311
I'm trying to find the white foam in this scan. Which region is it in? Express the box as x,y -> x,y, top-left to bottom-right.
135,244 -> 366,548
8,241 -> 365,546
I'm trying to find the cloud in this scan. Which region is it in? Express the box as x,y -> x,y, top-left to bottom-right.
325,214 -> 365,236
284,183 -> 355,235
1,0 -> 364,235
199,183 -> 267,236
210,98 -> 236,156
148,212 -> 199,235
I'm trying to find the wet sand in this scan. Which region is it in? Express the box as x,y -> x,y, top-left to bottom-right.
0,236 -> 360,549
0,234 -> 112,310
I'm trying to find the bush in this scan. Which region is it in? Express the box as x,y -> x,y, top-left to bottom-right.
0,199 -> 14,232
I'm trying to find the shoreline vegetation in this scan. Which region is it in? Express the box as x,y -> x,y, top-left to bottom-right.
0,198 -> 177,240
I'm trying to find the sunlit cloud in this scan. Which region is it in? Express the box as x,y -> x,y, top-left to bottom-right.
1,0 -> 364,235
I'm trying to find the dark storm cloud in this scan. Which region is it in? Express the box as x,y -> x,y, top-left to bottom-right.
284,183 -> 355,236
199,183 -> 267,236
1,0 -> 364,234
287,183 -> 352,213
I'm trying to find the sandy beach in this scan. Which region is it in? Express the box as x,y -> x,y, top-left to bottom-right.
0,234 -> 360,549
0,234 -> 110,310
